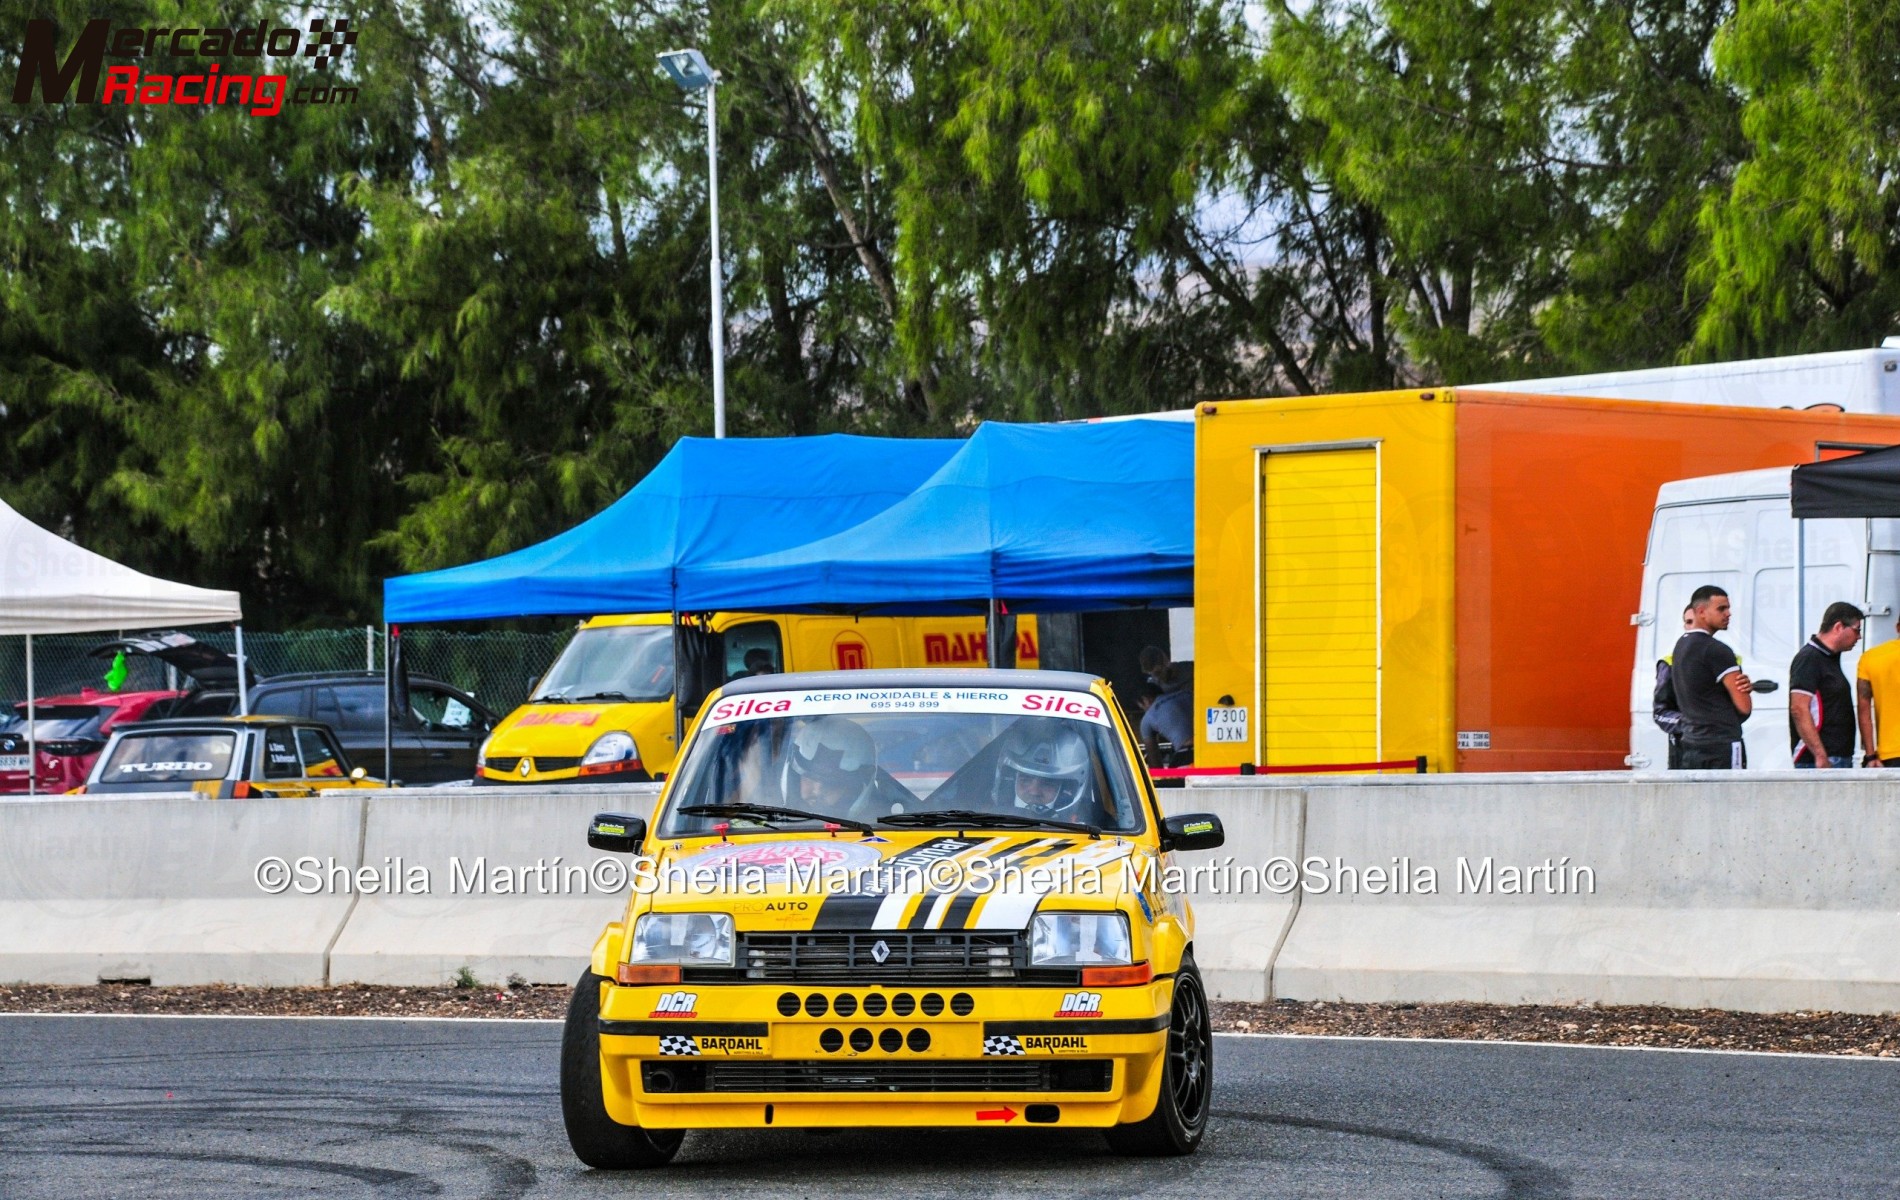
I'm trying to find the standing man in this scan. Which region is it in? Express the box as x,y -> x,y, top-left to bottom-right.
1789,602 -> 1863,768
1672,585 -> 1753,769
1856,615 -> 1900,768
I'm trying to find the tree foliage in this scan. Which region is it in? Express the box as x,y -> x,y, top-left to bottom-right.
0,0 -> 1889,622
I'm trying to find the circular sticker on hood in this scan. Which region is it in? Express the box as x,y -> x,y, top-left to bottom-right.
676,839 -> 883,881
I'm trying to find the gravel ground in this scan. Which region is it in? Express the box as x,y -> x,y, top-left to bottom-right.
1,983 -> 1895,1056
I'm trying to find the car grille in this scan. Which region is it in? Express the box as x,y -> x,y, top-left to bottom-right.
482,755 -> 580,773
706,931 -> 1043,983
643,1059 -> 1113,1094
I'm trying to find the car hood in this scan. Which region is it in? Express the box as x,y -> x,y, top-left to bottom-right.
636,830 -> 1145,932
487,701 -> 666,757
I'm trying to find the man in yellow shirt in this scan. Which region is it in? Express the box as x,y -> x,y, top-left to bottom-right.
1855,618 -> 1900,767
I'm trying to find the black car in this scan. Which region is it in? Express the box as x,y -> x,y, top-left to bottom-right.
170,673 -> 497,784
94,634 -> 500,784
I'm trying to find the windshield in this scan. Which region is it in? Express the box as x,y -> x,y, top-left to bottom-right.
660,686 -> 1145,836
530,625 -> 674,703
97,731 -> 236,783
7,705 -> 108,742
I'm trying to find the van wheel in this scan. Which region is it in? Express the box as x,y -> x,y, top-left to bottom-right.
561,970 -> 684,1168
1104,954 -> 1212,1156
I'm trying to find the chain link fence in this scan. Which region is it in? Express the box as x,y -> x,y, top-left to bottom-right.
0,627 -> 576,715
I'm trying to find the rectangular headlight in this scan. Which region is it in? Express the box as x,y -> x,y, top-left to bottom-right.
629,913 -> 734,966
1029,912 -> 1132,967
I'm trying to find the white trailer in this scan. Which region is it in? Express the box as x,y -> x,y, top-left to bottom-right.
1630,467 -> 1900,770
1469,344 -> 1900,415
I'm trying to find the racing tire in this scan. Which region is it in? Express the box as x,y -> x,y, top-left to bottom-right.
1104,954 -> 1213,1157
561,969 -> 685,1169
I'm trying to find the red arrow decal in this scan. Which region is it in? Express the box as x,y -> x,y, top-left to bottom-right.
975,1107 -> 1017,1122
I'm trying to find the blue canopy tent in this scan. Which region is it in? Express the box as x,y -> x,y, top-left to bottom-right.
682,420 -> 1194,615
382,435 -> 961,622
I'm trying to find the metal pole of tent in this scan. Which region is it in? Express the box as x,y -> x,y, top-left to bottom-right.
383,623 -> 393,783
672,612 -> 685,750
234,624 -> 250,716
366,625 -> 374,671
25,634 -> 35,797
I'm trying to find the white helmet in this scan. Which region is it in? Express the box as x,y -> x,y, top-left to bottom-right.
784,716 -> 876,801
997,720 -> 1093,818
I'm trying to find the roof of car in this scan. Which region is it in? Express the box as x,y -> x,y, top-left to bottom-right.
719,668 -> 1106,695
116,715 -> 315,731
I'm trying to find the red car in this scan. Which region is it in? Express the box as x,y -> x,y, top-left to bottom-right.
0,687 -> 183,795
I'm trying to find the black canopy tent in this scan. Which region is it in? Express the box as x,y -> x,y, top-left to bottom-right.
1789,444 -> 1900,649
1790,443 -> 1900,519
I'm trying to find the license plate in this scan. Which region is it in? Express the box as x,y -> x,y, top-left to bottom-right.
1204,707 -> 1249,744
0,755 -> 30,771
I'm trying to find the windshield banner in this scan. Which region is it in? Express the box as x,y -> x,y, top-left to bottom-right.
703,686 -> 1112,728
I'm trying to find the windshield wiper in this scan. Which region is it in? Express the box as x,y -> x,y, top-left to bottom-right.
880,809 -> 1100,838
678,803 -> 878,834
566,691 -> 634,703
530,692 -> 570,704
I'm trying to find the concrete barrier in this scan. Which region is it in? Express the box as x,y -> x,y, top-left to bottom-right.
1262,773 -> 1900,1014
10,774 -> 1900,1014
326,785 -> 663,986
1162,787 -> 1304,1002
0,792 -> 366,986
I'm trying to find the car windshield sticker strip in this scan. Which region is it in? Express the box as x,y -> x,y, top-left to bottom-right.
703,687 -> 1113,727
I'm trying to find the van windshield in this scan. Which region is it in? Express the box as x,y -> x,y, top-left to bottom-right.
531,625 -> 674,703
660,687 -> 1145,836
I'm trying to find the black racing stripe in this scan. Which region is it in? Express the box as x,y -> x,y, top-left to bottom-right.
1016,839 -> 1083,865
600,1021 -> 770,1037
940,891 -> 983,930
987,836 -> 1056,866
905,893 -> 940,929
812,893 -> 886,930
984,1016 -> 1169,1036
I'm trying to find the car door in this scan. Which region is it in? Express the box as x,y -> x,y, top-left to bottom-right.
313,682 -> 421,780
405,683 -> 491,783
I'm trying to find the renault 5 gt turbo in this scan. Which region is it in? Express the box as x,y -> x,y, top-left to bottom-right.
560,669 -> 1225,1167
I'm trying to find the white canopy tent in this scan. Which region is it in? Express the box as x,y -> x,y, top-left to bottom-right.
2,498 -> 242,793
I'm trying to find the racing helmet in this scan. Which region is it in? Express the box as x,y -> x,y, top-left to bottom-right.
997,720 -> 1093,818
784,716 -> 877,801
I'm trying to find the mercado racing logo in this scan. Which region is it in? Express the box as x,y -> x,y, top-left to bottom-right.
12,17 -> 359,117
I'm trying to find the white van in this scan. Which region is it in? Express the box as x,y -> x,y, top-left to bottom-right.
1469,345 -> 1900,415
1629,467 -> 1900,770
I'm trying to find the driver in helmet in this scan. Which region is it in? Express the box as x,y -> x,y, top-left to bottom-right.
783,716 -> 883,823
996,719 -> 1099,824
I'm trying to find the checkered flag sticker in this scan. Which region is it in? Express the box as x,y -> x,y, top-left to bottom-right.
659,1035 -> 700,1057
304,19 -> 358,70
983,1035 -> 1025,1057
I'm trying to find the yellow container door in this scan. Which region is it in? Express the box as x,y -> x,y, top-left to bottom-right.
1260,447 -> 1379,766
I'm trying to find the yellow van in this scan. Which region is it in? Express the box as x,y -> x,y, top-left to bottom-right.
478,613 -> 1041,783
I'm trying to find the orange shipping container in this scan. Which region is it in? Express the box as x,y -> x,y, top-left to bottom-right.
1193,389 -> 1900,772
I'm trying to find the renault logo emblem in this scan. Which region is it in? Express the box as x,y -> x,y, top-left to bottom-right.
519,757 -> 533,777
871,939 -> 890,964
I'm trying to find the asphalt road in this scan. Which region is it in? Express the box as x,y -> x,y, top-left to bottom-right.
2,1015 -> 1895,1199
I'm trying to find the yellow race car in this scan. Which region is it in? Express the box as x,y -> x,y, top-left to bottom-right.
561,669 -> 1225,1166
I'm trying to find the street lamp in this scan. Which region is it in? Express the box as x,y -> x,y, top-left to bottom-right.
658,47 -> 726,439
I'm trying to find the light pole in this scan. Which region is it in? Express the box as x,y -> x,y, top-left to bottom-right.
658,47 -> 726,439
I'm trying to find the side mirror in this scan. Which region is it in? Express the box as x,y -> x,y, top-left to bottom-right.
1161,813 -> 1225,852
349,766 -> 368,781
588,812 -> 648,854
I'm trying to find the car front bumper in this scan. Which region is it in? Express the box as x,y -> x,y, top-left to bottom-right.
595,978 -> 1173,1129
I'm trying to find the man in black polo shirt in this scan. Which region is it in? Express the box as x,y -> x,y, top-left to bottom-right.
1671,585 -> 1753,769
1790,601 -> 1863,768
